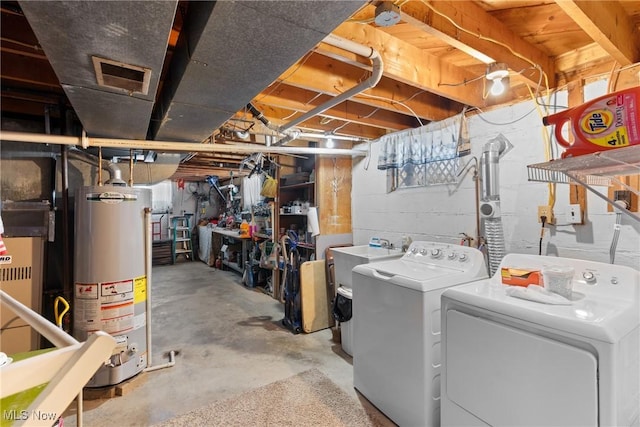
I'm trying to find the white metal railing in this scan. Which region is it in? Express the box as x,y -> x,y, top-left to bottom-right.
0,290 -> 116,427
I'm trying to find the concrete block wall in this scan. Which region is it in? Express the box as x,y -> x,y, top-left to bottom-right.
351,88 -> 640,270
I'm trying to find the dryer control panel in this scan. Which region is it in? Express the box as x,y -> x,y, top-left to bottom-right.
403,241 -> 485,271
493,253 -> 639,301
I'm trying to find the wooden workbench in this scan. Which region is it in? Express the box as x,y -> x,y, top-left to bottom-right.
212,228 -> 251,273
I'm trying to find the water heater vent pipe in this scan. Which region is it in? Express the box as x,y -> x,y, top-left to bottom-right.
67,147 -> 126,186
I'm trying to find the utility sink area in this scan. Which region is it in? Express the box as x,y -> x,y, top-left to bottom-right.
333,245 -> 404,289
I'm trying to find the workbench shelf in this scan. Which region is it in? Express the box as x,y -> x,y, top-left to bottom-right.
280,182 -> 315,191
526,145 -> 640,222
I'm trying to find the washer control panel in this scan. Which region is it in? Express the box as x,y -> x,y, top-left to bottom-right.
403,241 -> 485,270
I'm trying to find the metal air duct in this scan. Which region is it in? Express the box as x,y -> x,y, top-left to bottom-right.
479,134 -> 512,275
151,1 -> 366,143
19,1 -> 178,139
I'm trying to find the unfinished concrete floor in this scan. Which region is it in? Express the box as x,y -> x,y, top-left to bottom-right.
63,260 -> 394,426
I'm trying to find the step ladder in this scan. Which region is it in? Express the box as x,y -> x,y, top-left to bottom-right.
171,216 -> 193,262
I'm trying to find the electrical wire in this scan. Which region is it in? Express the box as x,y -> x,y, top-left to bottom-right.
254,52 -> 315,104
607,61 -> 620,94
331,120 -> 351,133
360,106 -> 382,119
539,215 -> 547,255
418,0 -> 550,101
466,105 -> 538,126
438,74 -> 485,87
357,92 -> 426,126
281,110 -> 298,121
527,82 -> 556,209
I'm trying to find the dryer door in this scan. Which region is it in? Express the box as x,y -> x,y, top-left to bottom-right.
445,310 -> 598,426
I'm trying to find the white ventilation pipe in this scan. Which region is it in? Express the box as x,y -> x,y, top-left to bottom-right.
274,34 -> 383,145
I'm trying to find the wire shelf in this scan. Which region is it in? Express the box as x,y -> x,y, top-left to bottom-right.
527,145 -> 640,222
527,145 -> 640,185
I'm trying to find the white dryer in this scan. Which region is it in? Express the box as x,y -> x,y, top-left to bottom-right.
441,253 -> 640,427
352,241 -> 488,427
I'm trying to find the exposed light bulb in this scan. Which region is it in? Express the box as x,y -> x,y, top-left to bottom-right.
235,130 -> 249,139
490,78 -> 505,96
326,138 -> 335,148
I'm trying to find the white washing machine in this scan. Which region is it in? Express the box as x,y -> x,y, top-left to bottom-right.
352,241 -> 488,427
441,253 -> 640,427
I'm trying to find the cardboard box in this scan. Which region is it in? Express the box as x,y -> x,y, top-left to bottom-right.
501,268 -> 542,287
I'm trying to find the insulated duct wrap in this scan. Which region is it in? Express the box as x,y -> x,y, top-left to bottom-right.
479,134 -> 511,275
484,218 -> 507,276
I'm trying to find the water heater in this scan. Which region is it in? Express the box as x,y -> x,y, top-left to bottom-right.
74,185 -> 151,387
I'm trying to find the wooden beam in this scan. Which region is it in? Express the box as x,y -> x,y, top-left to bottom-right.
316,154 -> 352,235
555,59 -> 618,88
1,51 -> 61,89
1,46 -> 48,60
554,42 -> 612,76
191,153 -> 246,163
170,167 -> 247,181
395,1 -> 555,88
555,0 -> 640,65
251,103 -> 387,140
329,22 -> 489,106
256,83 -> 421,130
276,52 -> 461,121
0,97 -> 58,117
610,63 -> 640,92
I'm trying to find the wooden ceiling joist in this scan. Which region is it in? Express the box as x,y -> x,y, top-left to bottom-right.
252,103 -> 386,140
276,52 -> 460,122
555,0 -> 640,65
396,1 -> 556,88
329,22 -> 488,106
255,83 -> 421,131
1,51 -> 61,89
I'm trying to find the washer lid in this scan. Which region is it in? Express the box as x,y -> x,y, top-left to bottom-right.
443,254 -> 640,343
353,258 -> 487,292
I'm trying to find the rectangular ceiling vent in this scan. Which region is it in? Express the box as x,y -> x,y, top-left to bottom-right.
92,56 -> 151,95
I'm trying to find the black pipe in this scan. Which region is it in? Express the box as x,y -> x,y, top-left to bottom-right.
246,103 -> 270,127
